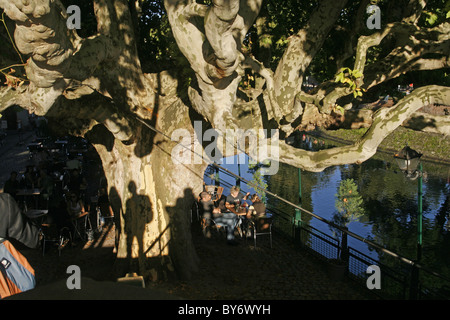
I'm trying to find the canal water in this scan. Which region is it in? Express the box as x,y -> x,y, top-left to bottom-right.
204,136 -> 450,279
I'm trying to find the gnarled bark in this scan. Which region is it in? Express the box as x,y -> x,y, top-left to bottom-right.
268,85 -> 450,172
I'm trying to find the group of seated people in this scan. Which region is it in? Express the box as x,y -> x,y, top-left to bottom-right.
3,163 -> 86,206
198,185 -> 270,246
3,147 -> 107,234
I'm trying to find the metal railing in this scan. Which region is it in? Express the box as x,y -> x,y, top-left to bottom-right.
204,164 -> 450,300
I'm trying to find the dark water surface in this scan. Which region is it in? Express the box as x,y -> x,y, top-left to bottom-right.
205,140 -> 450,279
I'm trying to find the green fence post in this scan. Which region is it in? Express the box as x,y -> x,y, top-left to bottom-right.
410,162 -> 423,300
294,168 -> 302,244
341,227 -> 349,265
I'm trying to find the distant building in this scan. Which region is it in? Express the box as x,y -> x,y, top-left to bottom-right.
1,105 -> 30,130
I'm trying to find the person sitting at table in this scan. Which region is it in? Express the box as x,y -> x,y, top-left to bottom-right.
225,186 -> 250,212
22,165 -> 37,189
247,194 -> 266,218
33,148 -> 50,168
214,193 -> 227,212
47,184 -> 71,231
247,194 -> 271,231
66,168 -> 87,197
98,187 -> 114,222
66,192 -> 86,219
3,171 -> 20,200
199,191 -> 238,245
38,169 -> 54,205
66,154 -> 82,171
199,191 -> 217,237
225,186 -> 250,233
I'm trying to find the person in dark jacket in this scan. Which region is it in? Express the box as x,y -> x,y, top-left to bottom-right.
247,194 -> 271,232
3,171 -> 20,200
0,193 -> 39,249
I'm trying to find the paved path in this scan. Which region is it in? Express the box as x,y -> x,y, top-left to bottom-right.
15,224 -> 377,300
145,227 -> 379,300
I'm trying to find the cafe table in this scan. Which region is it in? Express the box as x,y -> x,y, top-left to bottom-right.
24,209 -> 48,226
227,205 -> 248,238
16,188 -> 41,209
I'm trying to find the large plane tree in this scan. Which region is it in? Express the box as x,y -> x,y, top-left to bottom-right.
0,0 -> 448,280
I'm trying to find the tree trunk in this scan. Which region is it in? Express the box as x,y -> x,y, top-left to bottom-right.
86,98 -> 207,282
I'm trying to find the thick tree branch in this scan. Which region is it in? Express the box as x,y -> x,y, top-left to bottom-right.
165,0 -> 210,84
93,0 -> 115,36
0,0 -> 77,88
335,0 -> 371,70
403,112 -> 450,136
165,0 -> 262,130
298,21 -> 449,121
269,85 -> 450,172
0,0 -> 141,141
402,0 -> 427,24
204,0 -> 242,80
356,22 -> 450,90
46,91 -> 134,141
0,85 -> 25,110
241,55 -> 280,120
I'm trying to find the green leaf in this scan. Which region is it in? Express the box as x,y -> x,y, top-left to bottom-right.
352,70 -> 363,79
334,72 -> 345,83
338,67 -> 351,73
424,11 -> 438,25
335,105 -> 345,115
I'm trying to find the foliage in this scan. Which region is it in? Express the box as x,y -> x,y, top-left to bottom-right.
420,0 -> 450,26
248,161 -> 269,203
334,67 -> 365,98
261,0 -> 315,68
1,67 -> 26,88
331,178 -> 364,240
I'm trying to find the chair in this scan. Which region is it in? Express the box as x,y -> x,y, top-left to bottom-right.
90,197 -> 113,234
204,185 -> 224,201
204,185 -> 216,194
40,223 -> 72,256
201,216 -> 225,237
248,216 -> 273,248
214,186 -> 224,201
71,212 -> 92,241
